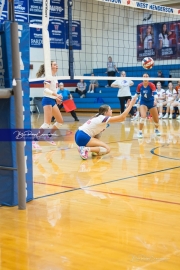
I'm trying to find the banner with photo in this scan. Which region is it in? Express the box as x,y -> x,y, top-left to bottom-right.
137,21 -> 180,61
29,16 -> 43,48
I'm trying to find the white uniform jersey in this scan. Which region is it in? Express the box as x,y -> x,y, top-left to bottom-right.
156,88 -> 166,100
159,33 -> 169,47
79,115 -> 110,137
112,79 -> 133,97
144,35 -> 152,49
44,77 -> 58,99
166,89 -> 177,102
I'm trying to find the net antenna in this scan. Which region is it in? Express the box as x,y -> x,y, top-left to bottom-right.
68,0 -> 74,79
42,0 -> 52,80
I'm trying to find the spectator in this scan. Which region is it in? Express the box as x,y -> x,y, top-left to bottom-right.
87,73 -> 99,93
52,83 -> 79,122
153,70 -> 165,87
168,88 -> 180,120
75,79 -> 87,98
175,80 -> 180,93
162,82 -> 177,119
105,56 -> 119,87
111,71 -> 134,116
155,82 -> 166,119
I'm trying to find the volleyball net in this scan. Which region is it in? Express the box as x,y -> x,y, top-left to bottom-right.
0,0 -> 179,83
27,0 -> 180,85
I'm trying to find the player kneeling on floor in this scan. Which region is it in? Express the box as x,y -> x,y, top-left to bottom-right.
75,96 -> 137,160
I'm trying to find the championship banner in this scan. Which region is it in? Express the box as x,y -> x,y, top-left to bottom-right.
29,0 -> 64,18
14,0 -> 28,14
1,0 -> 28,14
49,18 -> 66,49
0,11 -> 7,23
15,13 -> 28,22
137,21 -> 180,61
65,20 -> 81,50
29,16 -> 43,48
98,0 -> 180,16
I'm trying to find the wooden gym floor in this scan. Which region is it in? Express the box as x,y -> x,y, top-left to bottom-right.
0,112 -> 180,270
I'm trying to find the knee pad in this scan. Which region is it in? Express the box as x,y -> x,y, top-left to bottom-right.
170,105 -> 174,110
139,117 -> 146,124
54,122 -> 63,129
40,123 -> 50,129
99,147 -> 108,155
167,103 -> 170,107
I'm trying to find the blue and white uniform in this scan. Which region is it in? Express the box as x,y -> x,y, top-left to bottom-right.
136,82 -> 156,110
75,115 -> 110,146
42,77 -> 58,107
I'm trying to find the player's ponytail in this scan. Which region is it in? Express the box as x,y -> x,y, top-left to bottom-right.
36,61 -> 55,78
94,104 -> 110,117
36,64 -> 45,78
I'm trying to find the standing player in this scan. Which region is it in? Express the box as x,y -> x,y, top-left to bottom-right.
33,61 -> 63,150
136,73 -> 161,138
75,97 -> 137,160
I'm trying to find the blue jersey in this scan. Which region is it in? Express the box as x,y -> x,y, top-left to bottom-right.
57,89 -> 70,101
136,82 -> 156,102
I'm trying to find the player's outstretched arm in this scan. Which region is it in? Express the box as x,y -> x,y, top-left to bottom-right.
111,83 -> 119,88
108,96 -> 137,123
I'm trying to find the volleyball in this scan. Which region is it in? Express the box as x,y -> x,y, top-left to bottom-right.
142,57 -> 154,70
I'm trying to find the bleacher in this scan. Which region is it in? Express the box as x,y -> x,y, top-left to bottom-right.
72,64 -> 180,111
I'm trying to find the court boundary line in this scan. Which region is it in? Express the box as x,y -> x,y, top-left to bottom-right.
34,181 -> 180,206
151,146 -> 180,160
34,165 -> 180,204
